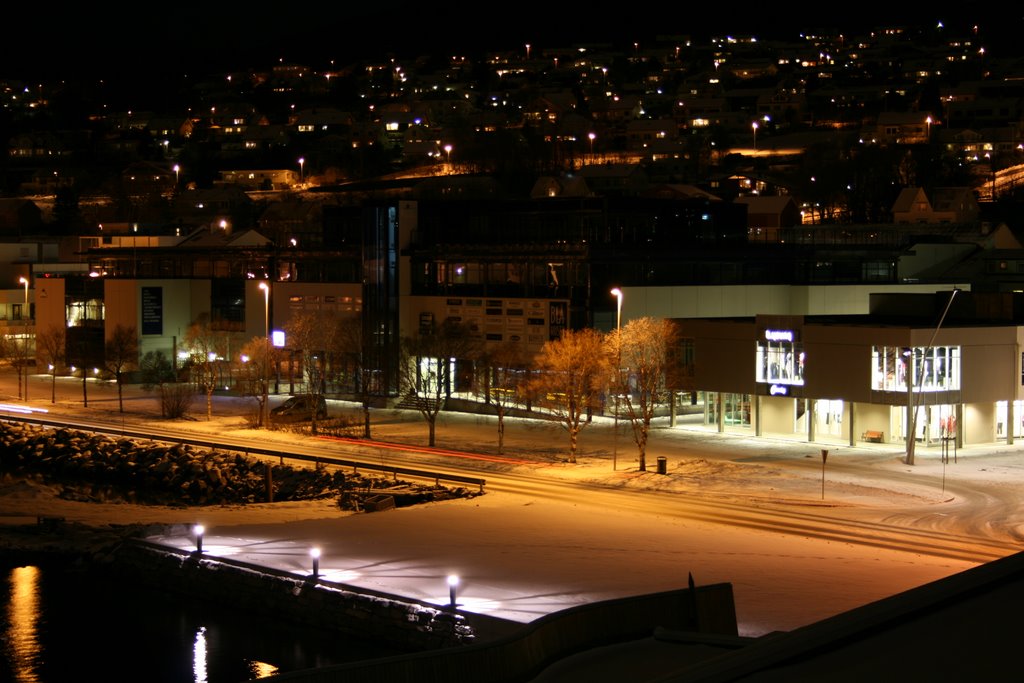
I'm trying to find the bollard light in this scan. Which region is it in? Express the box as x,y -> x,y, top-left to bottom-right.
447,574 -> 459,609
310,547 -> 321,578
194,524 -> 205,554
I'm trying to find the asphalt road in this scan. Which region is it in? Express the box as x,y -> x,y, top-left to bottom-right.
4,370 -> 1022,635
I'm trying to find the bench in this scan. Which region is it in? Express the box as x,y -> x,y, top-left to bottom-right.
862,430 -> 884,443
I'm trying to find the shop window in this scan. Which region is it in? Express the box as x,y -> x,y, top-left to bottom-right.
872,345 -> 960,392
755,338 -> 805,386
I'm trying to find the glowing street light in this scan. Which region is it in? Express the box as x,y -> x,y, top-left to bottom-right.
447,574 -> 459,609
194,524 -> 205,554
752,121 -> 759,151
611,287 -> 623,471
444,144 -> 452,167
298,157 -> 305,183
925,115 -> 932,140
258,281 -> 271,425
173,164 -> 180,185
588,132 -> 596,157
258,282 -> 270,337
18,276 -> 28,401
310,547 -> 321,579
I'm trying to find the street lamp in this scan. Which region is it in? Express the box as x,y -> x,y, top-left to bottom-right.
258,282 -> 270,426
194,524 -> 205,554
588,132 -> 596,157
611,287 -> 623,471
906,289 -> 959,466
444,144 -> 452,171
18,276 -> 28,401
173,164 -> 180,186
447,574 -> 459,609
298,157 -> 305,183
752,121 -> 758,152
310,547 -> 321,579
925,115 -> 932,140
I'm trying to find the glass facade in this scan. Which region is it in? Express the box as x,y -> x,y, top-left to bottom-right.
872,345 -> 960,392
755,334 -> 805,385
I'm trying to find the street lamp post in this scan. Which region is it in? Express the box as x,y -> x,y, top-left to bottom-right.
298,157 -> 305,184
259,282 -> 270,426
18,276 -> 28,401
906,289 -> 959,466
611,288 -> 623,470
752,121 -> 758,152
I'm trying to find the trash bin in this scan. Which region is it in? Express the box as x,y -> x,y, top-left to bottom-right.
656,456 -> 667,475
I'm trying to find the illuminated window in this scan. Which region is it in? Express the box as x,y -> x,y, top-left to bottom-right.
872,346 -> 960,392
755,330 -> 804,386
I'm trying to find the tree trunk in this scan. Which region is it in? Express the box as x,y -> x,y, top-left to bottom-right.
117,378 -> 124,412
637,421 -> 650,471
568,426 -> 578,463
497,412 -> 505,454
428,418 -> 436,447
362,402 -> 371,438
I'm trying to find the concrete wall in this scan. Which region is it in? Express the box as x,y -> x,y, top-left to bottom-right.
114,540 -> 474,652
856,403 -> 892,443
262,582 -> 739,683
114,539 -> 739,683
760,396 -> 794,434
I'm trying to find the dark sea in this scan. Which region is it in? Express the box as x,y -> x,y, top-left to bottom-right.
0,560 -> 399,682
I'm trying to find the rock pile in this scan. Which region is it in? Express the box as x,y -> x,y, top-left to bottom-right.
0,421 -> 473,508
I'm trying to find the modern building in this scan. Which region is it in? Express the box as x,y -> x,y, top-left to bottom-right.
674,290 -> 1024,449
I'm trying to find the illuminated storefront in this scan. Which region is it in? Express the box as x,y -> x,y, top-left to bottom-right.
679,295 -> 1024,453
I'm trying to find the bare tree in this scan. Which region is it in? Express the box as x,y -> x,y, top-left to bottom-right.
329,316 -> 373,438
609,317 -> 681,472
481,341 -> 529,454
139,349 -> 192,418
236,335 -> 278,427
283,311 -> 335,434
1,331 -> 32,401
399,320 -> 481,447
183,314 -> 230,420
35,325 -> 66,404
104,324 -> 139,413
525,328 -> 610,463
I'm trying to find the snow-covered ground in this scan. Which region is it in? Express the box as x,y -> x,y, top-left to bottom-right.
3,374 -> 1021,637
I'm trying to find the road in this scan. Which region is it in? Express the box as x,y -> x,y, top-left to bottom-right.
4,371 -> 1023,634
11,372 -> 1024,565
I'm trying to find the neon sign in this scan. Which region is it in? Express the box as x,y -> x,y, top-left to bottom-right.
765,329 -> 794,342
769,384 -> 789,396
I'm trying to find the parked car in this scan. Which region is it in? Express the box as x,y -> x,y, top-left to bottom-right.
270,395 -> 328,421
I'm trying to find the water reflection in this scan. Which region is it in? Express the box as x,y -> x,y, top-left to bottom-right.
0,562 -> 399,682
5,566 -> 40,683
194,626 -> 207,683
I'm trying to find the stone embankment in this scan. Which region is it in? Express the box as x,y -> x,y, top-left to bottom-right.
0,420 -> 476,508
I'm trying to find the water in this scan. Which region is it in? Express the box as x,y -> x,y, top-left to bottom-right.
0,560 -> 400,682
